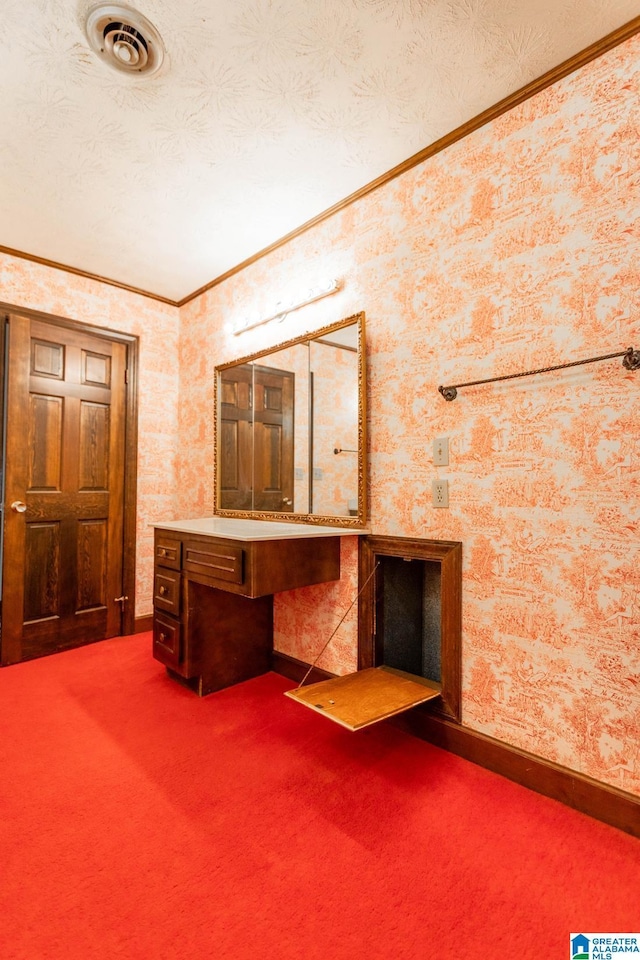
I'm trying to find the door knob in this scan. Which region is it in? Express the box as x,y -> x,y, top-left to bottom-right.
10,500 -> 27,513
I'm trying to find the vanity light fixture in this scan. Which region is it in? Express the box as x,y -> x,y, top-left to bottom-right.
233,278 -> 341,335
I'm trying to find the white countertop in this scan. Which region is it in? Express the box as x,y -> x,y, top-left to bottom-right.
152,516 -> 368,541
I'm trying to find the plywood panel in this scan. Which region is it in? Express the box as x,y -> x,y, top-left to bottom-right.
285,666 -> 441,731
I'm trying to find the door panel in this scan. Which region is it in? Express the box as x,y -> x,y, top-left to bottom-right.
2,314 -> 127,664
29,395 -> 63,488
79,402 -> 110,489
253,366 -> 294,512
77,519 -> 108,610
24,522 -> 60,620
219,364 -> 253,510
31,337 -> 64,378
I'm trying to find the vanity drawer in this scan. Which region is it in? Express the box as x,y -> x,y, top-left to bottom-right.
152,613 -> 181,671
154,569 -> 181,615
155,536 -> 181,570
183,538 -> 244,585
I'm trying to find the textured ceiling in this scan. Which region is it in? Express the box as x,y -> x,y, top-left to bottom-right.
1,0 -> 639,302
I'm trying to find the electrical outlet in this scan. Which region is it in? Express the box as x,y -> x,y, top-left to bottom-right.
313,467 -> 323,480
295,467 -> 304,480
433,436 -> 449,466
432,479 -> 449,508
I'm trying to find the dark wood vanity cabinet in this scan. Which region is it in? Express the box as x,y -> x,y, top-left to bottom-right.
152,527 -> 340,696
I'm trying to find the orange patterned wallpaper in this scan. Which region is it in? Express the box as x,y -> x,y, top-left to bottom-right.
177,35 -> 640,795
0,253 -> 180,618
1,34 -> 638,797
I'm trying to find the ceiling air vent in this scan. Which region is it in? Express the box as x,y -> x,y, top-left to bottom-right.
85,3 -> 165,77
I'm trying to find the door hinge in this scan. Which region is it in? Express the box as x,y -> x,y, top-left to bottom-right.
124,368 -> 129,384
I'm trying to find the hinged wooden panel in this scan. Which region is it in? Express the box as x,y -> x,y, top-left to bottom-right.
285,666 -> 441,731
2,314 -> 129,663
359,536 -> 462,722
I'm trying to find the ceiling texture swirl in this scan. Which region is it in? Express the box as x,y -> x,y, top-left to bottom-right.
1,0 -> 639,301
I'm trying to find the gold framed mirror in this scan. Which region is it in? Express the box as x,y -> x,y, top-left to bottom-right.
214,311 -> 366,527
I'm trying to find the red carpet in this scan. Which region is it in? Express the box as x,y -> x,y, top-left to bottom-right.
0,633 -> 638,960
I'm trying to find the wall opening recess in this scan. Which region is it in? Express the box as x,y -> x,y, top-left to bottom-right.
286,536 -> 462,730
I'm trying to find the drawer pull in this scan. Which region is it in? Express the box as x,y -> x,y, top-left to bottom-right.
158,585 -> 168,597
159,548 -> 167,557
159,632 -> 167,643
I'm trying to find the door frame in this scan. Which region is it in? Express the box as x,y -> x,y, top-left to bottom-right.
0,302 -> 139,638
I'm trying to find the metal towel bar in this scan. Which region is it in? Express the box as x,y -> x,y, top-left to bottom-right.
438,346 -> 640,401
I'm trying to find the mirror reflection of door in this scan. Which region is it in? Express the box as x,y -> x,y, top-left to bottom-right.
215,312 -> 365,524
253,365 -> 294,512
219,364 -> 253,510
219,363 -> 294,511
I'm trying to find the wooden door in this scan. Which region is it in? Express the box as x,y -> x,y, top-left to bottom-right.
252,365 -> 294,512
219,363 -> 294,512
1,314 -> 127,664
